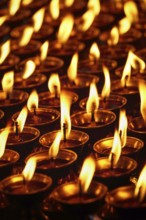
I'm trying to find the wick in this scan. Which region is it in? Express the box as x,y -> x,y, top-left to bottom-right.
33,106 -> 37,116
124,75 -> 129,88
54,85 -> 58,99
13,119 -> 19,136
78,179 -> 83,201
6,91 -> 10,100
23,176 -> 29,193
110,153 -> 115,170
63,123 -> 67,142
91,103 -> 96,122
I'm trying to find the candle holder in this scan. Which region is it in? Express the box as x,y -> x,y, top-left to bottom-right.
0,149 -> 20,180
101,1 -> 124,18
94,156 -> 137,189
25,149 -> 77,186
22,0 -> 49,13
93,136 -> 144,160
106,185 -> 146,219
49,181 -> 107,213
12,108 -> 60,134
71,110 -> 116,143
0,90 -> 28,119
14,72 -> 47,93
4,126 -> 40,160
60,74 -> 99,98
39,130 -> 89,155
93,13 -> 115,31
79,95 -> 127,116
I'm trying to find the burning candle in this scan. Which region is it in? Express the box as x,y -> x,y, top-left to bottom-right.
50,156 -> 107,213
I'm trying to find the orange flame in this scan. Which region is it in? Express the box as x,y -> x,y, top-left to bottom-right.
121,54 -> 131,88
88,0 -> 100,15
79,156 -> 96,193
22,0 -> 33,6
9,0 -> 21,16
67,53 -> 78,82
2,71 -> 14,94
16,106 -> 28,133
48,131 -> 62,159
101,65 -> 111,98
22,60 -> 36,79
119,109 -> 127,148
48,73 -> 60,97
108,26 -> 119,46
65,0 -> 74,7
128,51 -> 145,73
22,157 -> 37,181
0,40 -> 10,64
135,164 -> 146,202
40,41 -> 49,61
0,127 -> 10,158
124,1 -> 138,23
86,82 -> 99,114
89,42 -> 100,61
27,90 -> 39,112
139,81 -> 146,122
118,17 -> 131,34
109,129 -> 121,166
33,7 -> 45,32
0,15 -> 8,26
49,0 -> 59,19
19,26 -> 34,47
80,9 -> 95,31
60,91 -> 72,138
57,14 -> 74,44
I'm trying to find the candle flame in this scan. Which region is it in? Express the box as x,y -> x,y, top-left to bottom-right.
57,14 -> 74,44
65,0 -> 74,7
22,60 -> 36,79
109,129 -> 121,166
33,7 -> 45,32
16,106 -> 28,133
124,1 -> 138,23
128,51 -> 145,73
0,40 -> 10,64
60,91 -> 72,138
79,156 -> 96,193
19,26 -> 34,47
49,0 -> 59,19
86,82 -> 99,113
9,0 -> 21,16
22,0 -> 33,6
40,41 -> 49,61
101,65 -> 111,98
87,0 -> 100,15
22,157 -> 37,181
27,90 -> 39,112
139,81 -> 146,122
108,26 -> 119,46
48,73 -> 60,96
121,53 -> 131,88
135,164 -> 146,202
0,15 -> 8,26
48,131 -> 62,159
118,17 -> 131,34
80,9 -> 96,31
2,71 -> 14,94
67,53 -> 78,82
119,109 -> 127,148
0,127 -> 10,158
89,42 -> 100,61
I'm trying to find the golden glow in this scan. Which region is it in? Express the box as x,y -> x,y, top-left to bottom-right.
22,60 -> 36,79
0,15 -> 8,26
67,53 -> 78,82
79,156 -> 96,193
65,0 -> 74,7
19,26 -> 34,47
139,81 -> 146,122
118,17 -> 131,34
0,128 -> 10,158
89,42 -> 100,61
87,0 -> 100,15
48,73 -> 60,96
27,90 -> 39,112
121,55 -> 131,88
49,0 -> 59,19
101,65 -> 111,98
135,164 -> 146,202
40,41 -> 49,61
109,129 -> 121,166
124,1 -> 138,23
0,40 -> 10,64
22,0 -> 33,6
57,14 -> 74,44
22,157 -> 36,181
2,71 -> 14,93
33,7 -> 45,32
119,109 -> 127,148
60,91 -> 72,138
9,0 -> 21,16
108,26 -> 119,46
16,106 -> 28,133
86,82 -> 99,113
128,51 -> 145,73
80,9 -> 95,31
48,131 -> 62,159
